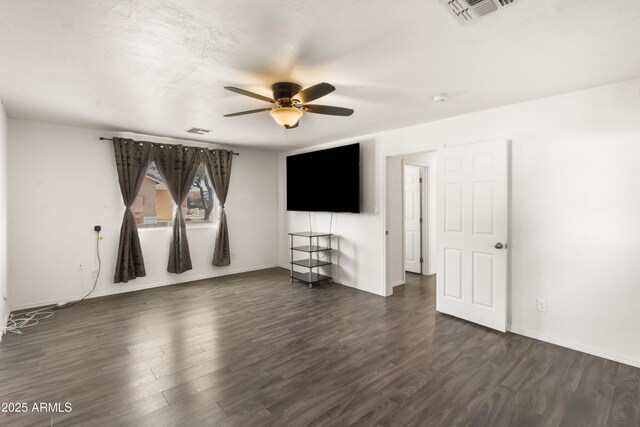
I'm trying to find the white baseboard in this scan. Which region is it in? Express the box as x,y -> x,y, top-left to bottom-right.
392,280 -> 405,287
278,264 -> 386,297
10,264 -> 280,311
10,266 -> 637,370
331,278 -> 386,297
508,326 -> 640,369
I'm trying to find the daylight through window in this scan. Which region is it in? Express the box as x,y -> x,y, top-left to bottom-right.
135,162 -> 217,228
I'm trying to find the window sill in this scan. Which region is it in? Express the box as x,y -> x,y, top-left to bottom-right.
138,223 -> 217,232
187,223 -> 217,230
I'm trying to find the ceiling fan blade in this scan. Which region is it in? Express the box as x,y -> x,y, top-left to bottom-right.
224,108 -> 271,117
303,104 -> 354,116
224,86 -> 274,103
293,83 -> 335,103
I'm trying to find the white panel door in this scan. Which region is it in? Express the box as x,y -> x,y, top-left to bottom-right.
436,140 -> 508,332
404,165 -> 422,274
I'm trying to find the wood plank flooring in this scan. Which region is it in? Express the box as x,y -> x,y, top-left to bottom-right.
1,268 -> 639,426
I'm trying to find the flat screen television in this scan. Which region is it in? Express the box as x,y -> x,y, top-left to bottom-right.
287,143 -> 360,213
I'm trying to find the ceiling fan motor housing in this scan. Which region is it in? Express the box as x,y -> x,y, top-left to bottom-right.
272,82 -> 302,106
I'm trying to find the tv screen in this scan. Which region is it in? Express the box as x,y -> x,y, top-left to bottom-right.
287,143 -> 360,213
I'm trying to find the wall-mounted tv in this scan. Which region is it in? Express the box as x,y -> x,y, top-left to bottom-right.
287,143 -> 360,213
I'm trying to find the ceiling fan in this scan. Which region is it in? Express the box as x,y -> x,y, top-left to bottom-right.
223,82 -> 354,129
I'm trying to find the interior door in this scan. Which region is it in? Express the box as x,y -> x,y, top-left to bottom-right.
404,165 -> 422,274
436,140 -> 509,332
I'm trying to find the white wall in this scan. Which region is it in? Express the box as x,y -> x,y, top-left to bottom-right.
277,137 -> 383,295
278,77 -> 640,368
0,101 -> 8,339
8,119 -> 279,309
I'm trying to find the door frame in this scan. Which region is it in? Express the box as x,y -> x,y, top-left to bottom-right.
402,160 -> 428,280
385,149 -> 438,296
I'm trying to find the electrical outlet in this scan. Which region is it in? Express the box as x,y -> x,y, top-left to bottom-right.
77,262 -> 85,271
231,252 -> 237,260
536,298 -> 548,313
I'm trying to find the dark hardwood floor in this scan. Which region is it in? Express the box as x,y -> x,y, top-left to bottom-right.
1,268 -> 639,426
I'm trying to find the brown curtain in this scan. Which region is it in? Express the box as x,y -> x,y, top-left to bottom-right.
113,138 -> 153,283
203,149 -> 234,266
154,145 -> 201,274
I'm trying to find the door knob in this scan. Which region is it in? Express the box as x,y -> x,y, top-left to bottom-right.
494,242 -> 504,249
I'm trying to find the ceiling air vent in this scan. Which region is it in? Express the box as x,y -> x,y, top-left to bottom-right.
440,0 -> 515,22
186,127 -> 211,135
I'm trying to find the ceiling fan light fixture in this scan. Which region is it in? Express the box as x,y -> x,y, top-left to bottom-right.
224,82 -> 352,127
269,107 -> 303,128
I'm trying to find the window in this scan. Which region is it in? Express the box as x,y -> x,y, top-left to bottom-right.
136,162 -> 217,228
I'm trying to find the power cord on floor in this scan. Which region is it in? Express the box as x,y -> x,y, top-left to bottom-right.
5,307 -> 55,335
55,227 -> 102,310
4,227 -> 102,335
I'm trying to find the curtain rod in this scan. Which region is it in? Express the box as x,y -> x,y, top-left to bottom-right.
99,137 -> 239,155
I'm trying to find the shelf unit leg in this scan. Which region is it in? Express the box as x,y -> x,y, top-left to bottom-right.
328,235 -> 333,284
310,235 -> 314,285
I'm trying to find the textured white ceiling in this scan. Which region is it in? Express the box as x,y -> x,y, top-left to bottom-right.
0,0 -> 639,149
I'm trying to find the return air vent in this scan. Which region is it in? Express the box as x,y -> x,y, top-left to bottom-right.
186,127 -> 211,135
440,0 -> 516,23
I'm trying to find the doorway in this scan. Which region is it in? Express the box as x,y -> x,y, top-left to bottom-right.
385,151 -> 437,289
403,163 -> 424,275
